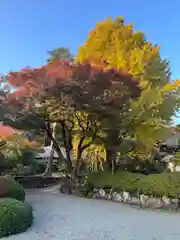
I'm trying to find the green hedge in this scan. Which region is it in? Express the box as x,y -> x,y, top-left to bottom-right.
137,173 -> 180,198
0,198 -> 33,238
88,171 -> 144,194
0,175 -> 25,202
88,171 -> 180,198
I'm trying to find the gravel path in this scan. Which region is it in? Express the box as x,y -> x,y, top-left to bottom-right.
3,187 -> 180,240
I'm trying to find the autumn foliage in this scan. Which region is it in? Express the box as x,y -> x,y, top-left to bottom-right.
0,125 -> 17,139
4,59 -> 142,174
1,16 -> 180,177
8,60 -> 141,116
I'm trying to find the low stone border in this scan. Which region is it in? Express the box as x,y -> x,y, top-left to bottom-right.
89,188 -> 179,211
58,181 -> 180,212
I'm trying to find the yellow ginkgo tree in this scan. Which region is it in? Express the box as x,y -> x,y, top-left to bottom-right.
76,16 -> 180,163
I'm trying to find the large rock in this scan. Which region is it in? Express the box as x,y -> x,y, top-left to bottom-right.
146,197 -> 161,208
167,162 -> 175,172
139,195 -> 162,208
59,183 -> 72,194
140,194 -> 149,206
98,189 -> 106,198
122,191 -> 130,202
175,164 -> 180,172
92,188 -> 99,199
59,179 -> 79,195
111,192 -> 123,202
161,196 -> 170,205
92,188 -> 106,199
105,193 -> 111,200
161,155 -> 174,163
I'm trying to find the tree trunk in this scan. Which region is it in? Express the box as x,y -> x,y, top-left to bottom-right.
75,150 -> 83,180
60,121 -> 73,170
75,129 -> 98,179
45,122 -> 71,168
105,130 -> 120,172
44,122 -> 52,146
59,121 -> 74,179
105,148 -> 117,173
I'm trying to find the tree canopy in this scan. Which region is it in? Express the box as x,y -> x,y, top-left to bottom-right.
76,16 -> 180,156
47,47 -> 74,62
1,16 -> 180,177
3,59 -> 141,176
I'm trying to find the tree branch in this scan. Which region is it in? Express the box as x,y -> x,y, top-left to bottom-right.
81,126 -> 98,152
44,122 -> 73,170
74,113 -> 85,131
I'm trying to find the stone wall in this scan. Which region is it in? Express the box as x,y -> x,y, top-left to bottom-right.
90,188 -> 179,211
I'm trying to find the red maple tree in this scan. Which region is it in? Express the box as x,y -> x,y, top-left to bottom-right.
5,60 -> 141,175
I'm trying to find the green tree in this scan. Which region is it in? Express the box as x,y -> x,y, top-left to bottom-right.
47,47 -> 74,62
76,16 -> 179,165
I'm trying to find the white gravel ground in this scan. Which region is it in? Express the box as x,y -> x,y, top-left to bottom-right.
3,187 -> 180,240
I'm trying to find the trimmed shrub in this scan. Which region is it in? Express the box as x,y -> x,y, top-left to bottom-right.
136,173 -> 168,197
0,175 -> 25,201
6,154 -> 21,169
88,171 -> 113,188
136,173 -> 180,198
0,198 -> 33,238
112,172 -> 144,194
21,149 -> 36,166
166,173 -> 180,198
88,171 -> 144,194
89,171 -> 180,200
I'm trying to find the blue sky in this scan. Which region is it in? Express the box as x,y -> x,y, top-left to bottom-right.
0,0 -> 180,123
0,0 -> 180,79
